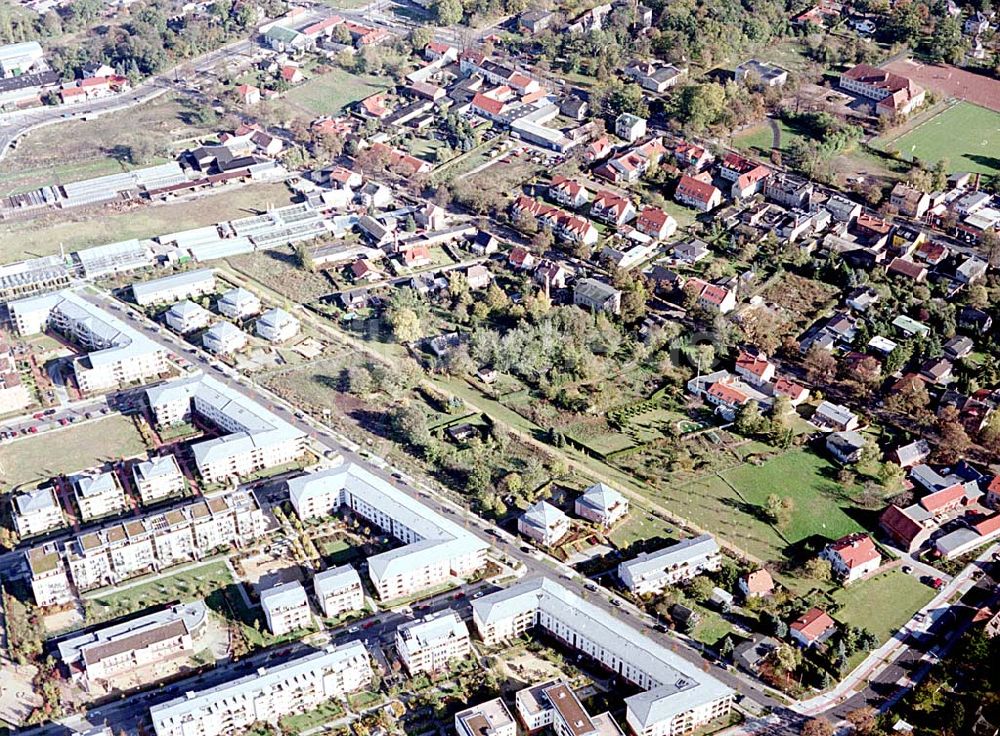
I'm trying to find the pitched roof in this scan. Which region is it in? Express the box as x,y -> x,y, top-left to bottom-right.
826,533 -> 879,570
790,607 -> 835,641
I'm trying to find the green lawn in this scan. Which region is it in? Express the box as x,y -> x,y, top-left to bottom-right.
285,68 -> 392,117
880,102 -> 1000,175
720,450 -> 866,545
608,511 -> 677,549
693,605 -> 734,646
85,560 -> 234,624
279,699 -> 345,734
0,415 -> 148,493
832,569 -> 934,642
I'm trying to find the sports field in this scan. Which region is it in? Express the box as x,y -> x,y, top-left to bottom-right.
886,102 -> 1000,175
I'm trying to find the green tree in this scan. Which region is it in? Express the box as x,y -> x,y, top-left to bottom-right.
434,0 -> 463,26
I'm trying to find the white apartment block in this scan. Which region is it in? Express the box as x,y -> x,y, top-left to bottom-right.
150,642 -> 372,736
26,544 -> 74,607
132,455 -> 187,504
256,307 -> 300,343
0,343 -> 30,414
288,465 -> 488,600
28,489 -> 266,600
395,611 -> 471,674
314,565 -> 365,618
618,535 -> 721,596
574,483 -> 629,528
9,290 -> 168,393
146,374 -> 305,485
472,579 -> 733,736
12,486 -> 65,537
260,581 -> 312,635
516,680 -> 623,736
132,269 -> 216,307
165,300 -> 213,334
203,321 -> 247,355
217,287 -> 261,319
73,471 -> 127,521
518,501 -> 570,546
455,699 -> 516,736
57,601 -> 207,682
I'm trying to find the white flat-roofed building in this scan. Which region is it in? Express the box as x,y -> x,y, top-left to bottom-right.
133,455 -> 186,504
74,239 -> 153,279
396,611 -> 471,674
146,374 -> 305,485
456,698 -> 517,736
518,501 -> 570,546
217,287 -> 261,319
132,269 -> 216,306
165,300 -> 213,334
73,471 -> 127,521
314,565 -> 364,618
203,321 -> 247,355
0,41 -> 44,77
256,307 -> 300,343
575,483 -> 629,528
28,489 -> 266,599
516,680 -> 624,736
57,601 -> 207,682
618,535 -> 721,596
150,642 -> 372,736
473,579 -> 733,736
26,544 -> 73,606
260,580 -> 312,635
9,290 -> 168,393
13,486 -> 65,537
287,465 -> 488,600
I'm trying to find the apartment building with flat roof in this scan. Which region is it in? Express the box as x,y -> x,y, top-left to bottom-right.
57,601 -> 207,682
396,611 -> 471,674
150,642 -> 371,736
9,290 -> 168,393
472,579 -> 733,736
131,269 -> 216,307
288,464 -> 488,600
27,489 -> 266,601
145,374 -> 305,484
26,543 -> 74,606
456,698 -> 516,736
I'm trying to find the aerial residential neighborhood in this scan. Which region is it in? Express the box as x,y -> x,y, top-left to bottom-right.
0,0 -> 998,734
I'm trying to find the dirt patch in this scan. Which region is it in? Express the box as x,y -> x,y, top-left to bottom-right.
882,59 -> 1000,113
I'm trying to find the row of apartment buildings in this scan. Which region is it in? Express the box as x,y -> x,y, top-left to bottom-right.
287,463 -> 489,599
27,488 -> 266,605
10,290 -> 168,393
150,642 -> 372,736
471,579 -> 733,736
145,374 -> 306,485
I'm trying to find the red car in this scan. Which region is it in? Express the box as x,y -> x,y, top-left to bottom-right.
932,577 -> 945,590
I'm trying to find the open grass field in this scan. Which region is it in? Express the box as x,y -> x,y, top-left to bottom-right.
832,569 -> 934,642
226,245 -> 335,303
0,182 -> 295,264
85,560 -> 234,624
608,510 -> 677,549
878,102 -> 1000,175
0,94 -> 214,196
285,67 -> 392,117
0,415 -> 147,493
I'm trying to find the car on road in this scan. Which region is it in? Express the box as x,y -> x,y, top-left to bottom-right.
584,582 -> 597,592
348,625 -> 360,633
654,623 -> 668,633
610,598 -> 622,607
902,565 -> 913,574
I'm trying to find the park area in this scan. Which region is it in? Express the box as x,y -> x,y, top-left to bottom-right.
0,415 -> 148,493
874,101 -> 1000,175
285,67 -> 392,117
